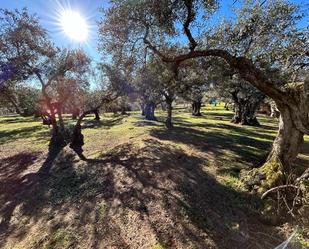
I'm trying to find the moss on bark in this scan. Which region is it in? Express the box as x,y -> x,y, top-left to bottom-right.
241,156 -> 284,193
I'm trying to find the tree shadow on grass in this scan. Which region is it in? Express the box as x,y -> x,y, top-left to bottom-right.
133,119 -> 163,127
0,116 -> 41,125
82,116 -> 125,130
200,111 -> 234,121
0,150 -> 93,247
0,151 -> 41,180
0,139 -> 286,249
87,140 -> 284,249
0,146 -> 130,249
0,125 -> 50,145
149,125 -> 273,169
172,114 -> 276,137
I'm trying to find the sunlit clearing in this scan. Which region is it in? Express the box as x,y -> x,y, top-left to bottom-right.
60,10 -> 88,42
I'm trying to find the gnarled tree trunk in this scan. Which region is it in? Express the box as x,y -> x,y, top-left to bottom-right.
70,123 -> 86,160
47,101 -> 64,148
244,103 -> 305,192
241,100 -> 260,126
144,101 -> 157,121
231,91 -> 262,126
93,109 -> 100,121
224,102 -> 229,110
161,102 -> 167,111
268,104 -> 304,167
121,107 -> 127,115
231,95 -> 242,124
165,98 -> 173,128
192,100 -> 202,116
144,43 -> 309,190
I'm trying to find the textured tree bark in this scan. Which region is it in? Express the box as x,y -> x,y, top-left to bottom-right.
144,101 -> 157,121
44,100 -> 66,149
93,109 -> 100,121
146,45 -> 309,189
231,100 -> 242,124
192,100 -> 202,116
241,101 -> 260,126
48,101 -> 62,147
231,92 -> 261,126
165,98 -> 173,128
49,122 -> 65,148
268,105 -> 304,168
161,102 -> 167,111
224,102 -> 229,110
70,123 -> 86,160
244,104 -> 305,191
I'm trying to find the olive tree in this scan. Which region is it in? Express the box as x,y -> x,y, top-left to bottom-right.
212,74 -> 265,125
100,0 -> 309,189
0,8 -> 53,116
177,59 -> 212,116
0,8 -> 115,165
134,65 -> 162,121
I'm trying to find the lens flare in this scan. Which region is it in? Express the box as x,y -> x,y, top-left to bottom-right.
60,10 -> 88,42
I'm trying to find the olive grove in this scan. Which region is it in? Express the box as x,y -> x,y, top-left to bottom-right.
99,0 -> 309,190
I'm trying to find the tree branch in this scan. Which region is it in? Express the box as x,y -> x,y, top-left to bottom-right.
143,26 -> 170,61
156,49 -> 288,104
183,0 -> 197,51
261,185 -> 299,199
76,92 -> 118,126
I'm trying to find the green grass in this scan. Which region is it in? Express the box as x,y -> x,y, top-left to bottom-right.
152,243 -> 165,249
1,105 -> 308,172
1,105 -> 308,249
1,105 -> 308,170
44,228 -> 77,249
0,115 -> 49,150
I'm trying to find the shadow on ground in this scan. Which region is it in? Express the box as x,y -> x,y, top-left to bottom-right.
0,125 -> 50,145
82,115 -> 126,130
150,124 -> 272,170
0,116 -> 41,125
0,139 -> 285,249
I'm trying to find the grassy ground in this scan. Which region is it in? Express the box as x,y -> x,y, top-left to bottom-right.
0,105 -> 308,249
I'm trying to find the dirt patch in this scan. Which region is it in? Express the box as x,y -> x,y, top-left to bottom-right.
1,112 -> 307,248
0,140 -> 290,249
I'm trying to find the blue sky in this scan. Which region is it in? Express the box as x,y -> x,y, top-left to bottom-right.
0,0 -> 308,64
0,0 -> 108,62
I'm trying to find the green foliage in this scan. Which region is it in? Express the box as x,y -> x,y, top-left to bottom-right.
16,86 -> 39,115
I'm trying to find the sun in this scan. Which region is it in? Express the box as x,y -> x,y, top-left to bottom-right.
60,10 -> 88,42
